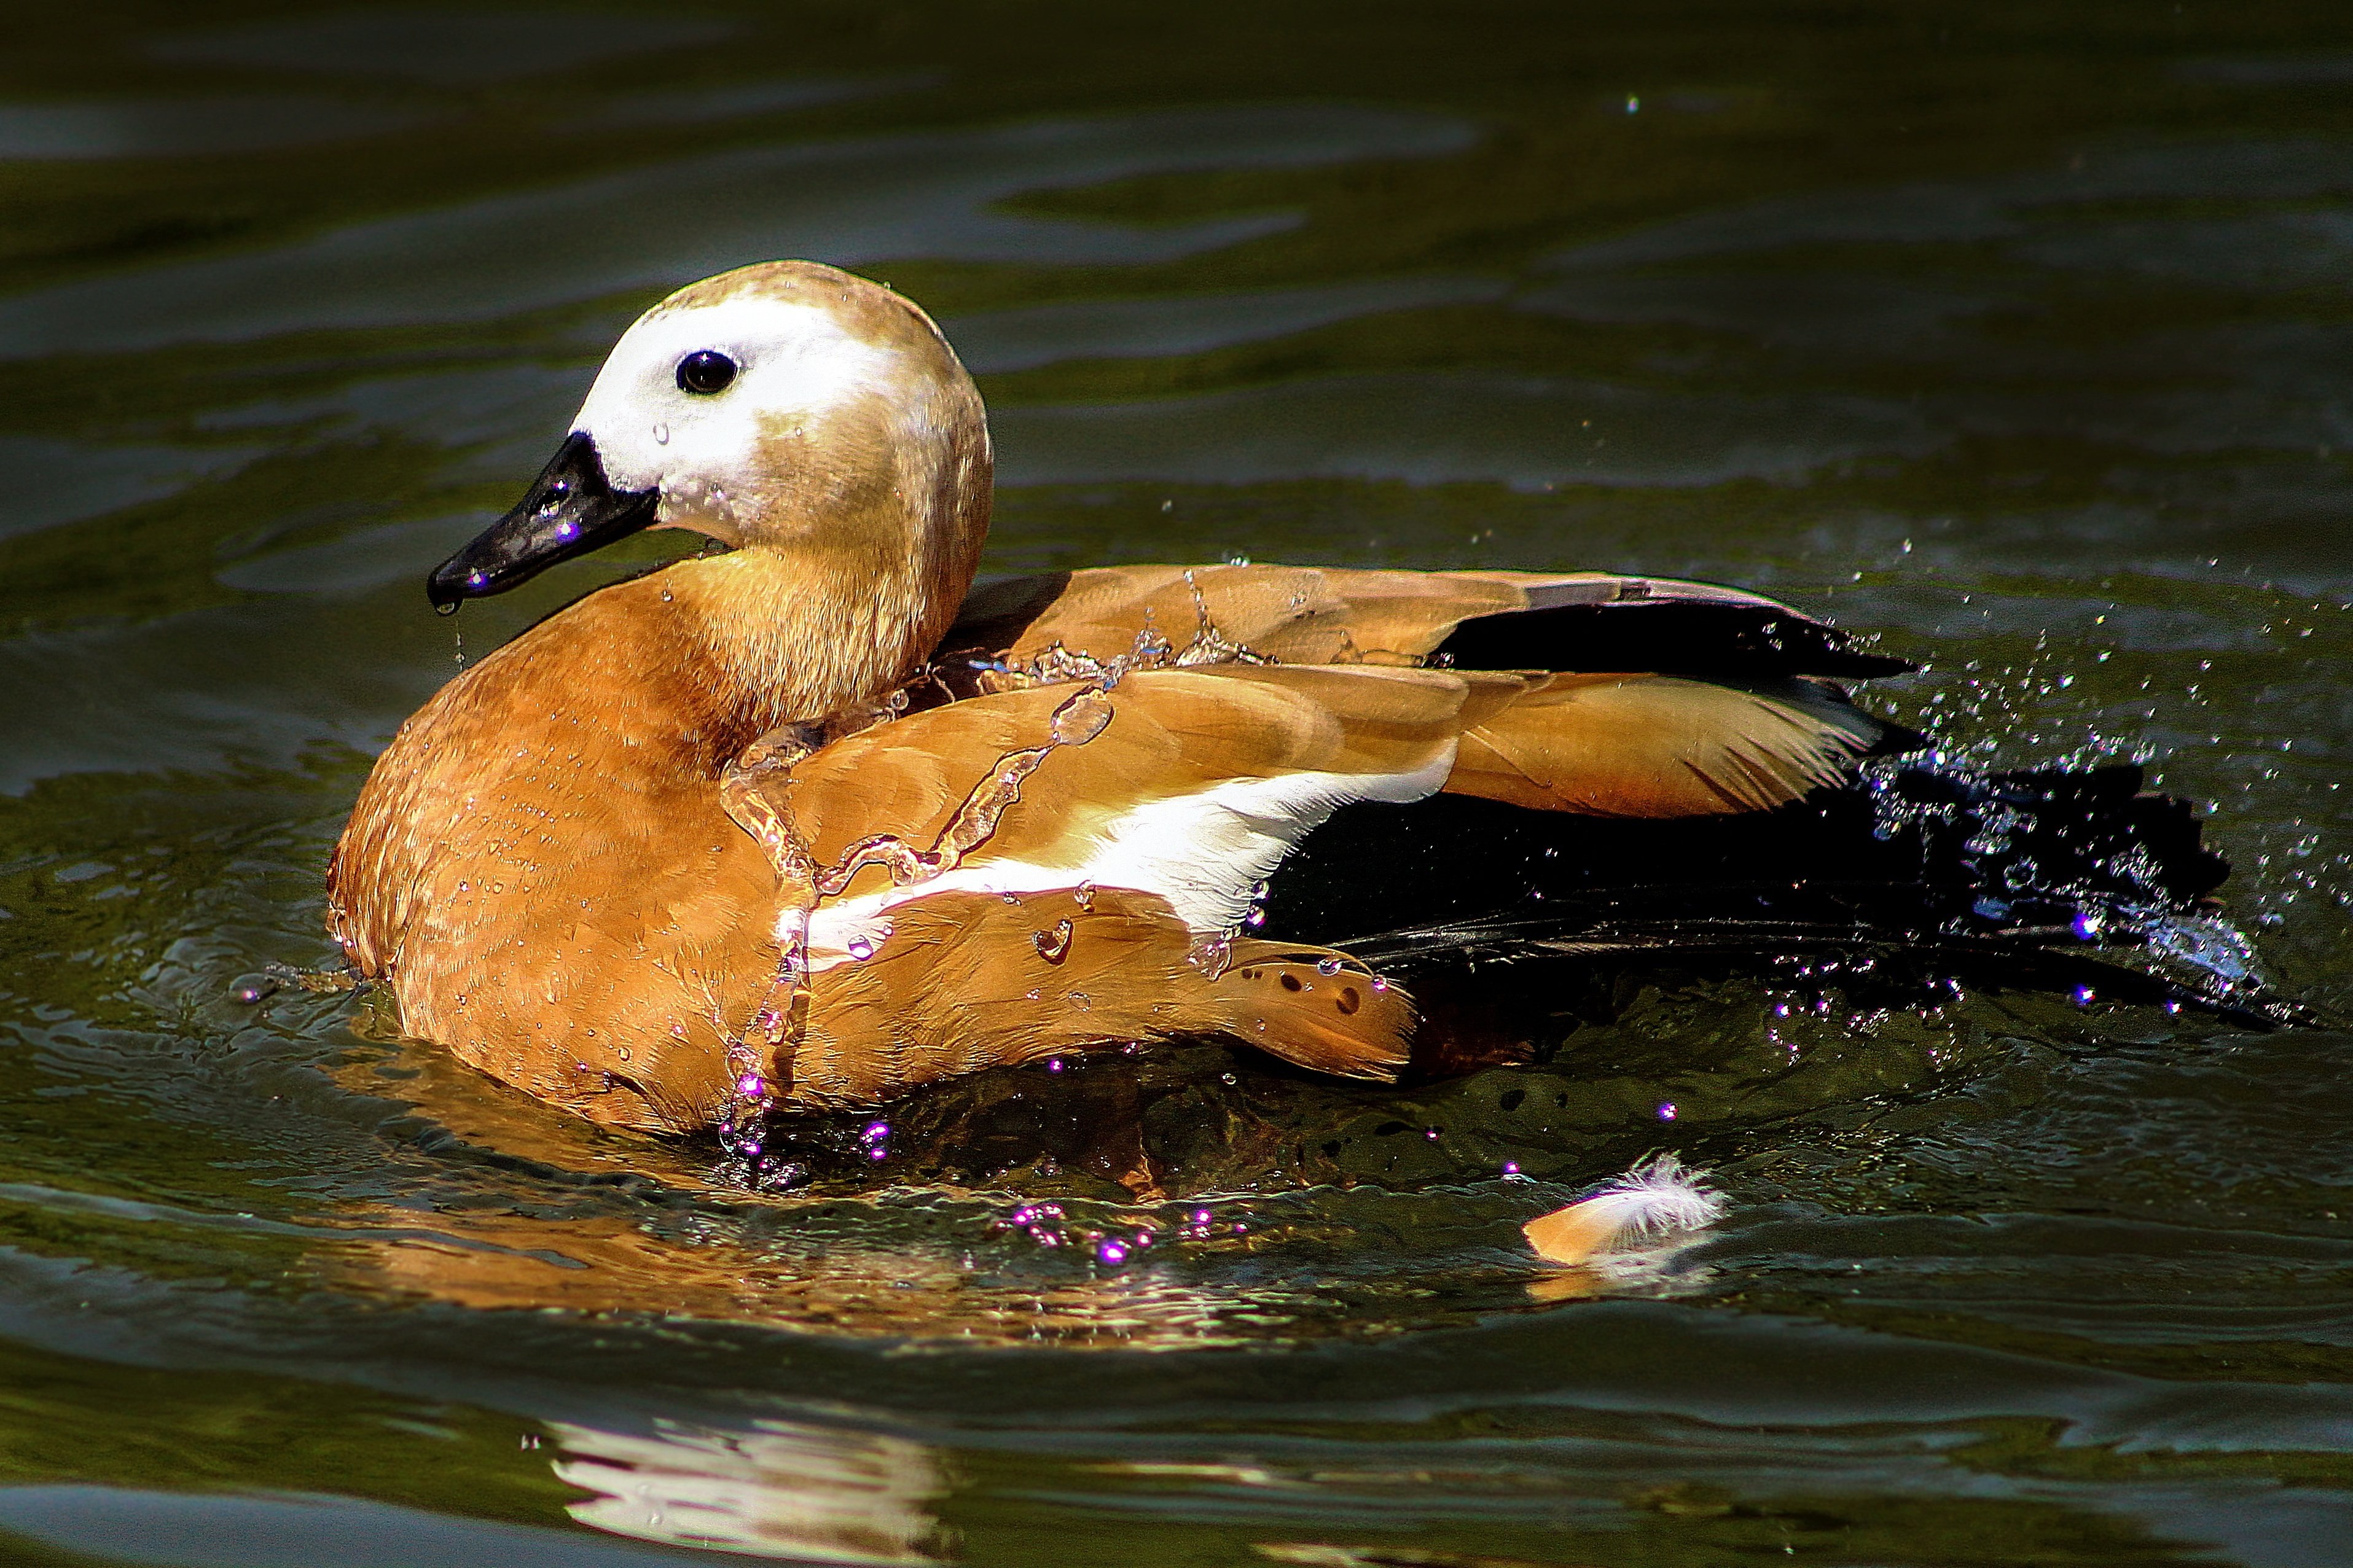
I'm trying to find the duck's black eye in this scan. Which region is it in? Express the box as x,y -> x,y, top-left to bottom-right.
676,350 -> 737,395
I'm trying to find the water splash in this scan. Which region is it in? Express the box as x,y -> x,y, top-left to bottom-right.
1860,754 -> 2274,1005
2136,905 -> 2266,993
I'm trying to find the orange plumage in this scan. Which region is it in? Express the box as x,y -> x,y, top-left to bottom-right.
329,261 -> 1911,1132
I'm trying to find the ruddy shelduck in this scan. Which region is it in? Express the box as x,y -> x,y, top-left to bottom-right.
328,260 -> 2146,1147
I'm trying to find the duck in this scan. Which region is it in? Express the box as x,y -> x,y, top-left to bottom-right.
327,259 -> 2230,1144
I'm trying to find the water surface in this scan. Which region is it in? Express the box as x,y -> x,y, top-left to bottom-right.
1,4 -> 2349,1565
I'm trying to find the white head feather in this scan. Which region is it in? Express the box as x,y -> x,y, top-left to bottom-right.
571,295 -> 909,538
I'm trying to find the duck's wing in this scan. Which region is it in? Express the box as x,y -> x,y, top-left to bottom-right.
1446,670 -> 1889,816
772,664 -> 1484,1098
932,568 -> 1911,821
750,660 -> 1897,1102
781,661 -> 1893,924
785,663 -> 1502,943
930,571 -> 2266,1039
935,563 -> 1913,684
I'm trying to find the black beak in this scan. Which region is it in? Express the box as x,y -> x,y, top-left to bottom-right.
427,432 -> 659,609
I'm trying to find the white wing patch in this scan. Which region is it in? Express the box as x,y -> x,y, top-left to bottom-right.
799,748 -> 1457,967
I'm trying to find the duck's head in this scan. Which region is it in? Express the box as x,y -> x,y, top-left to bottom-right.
428,260 -> 991,617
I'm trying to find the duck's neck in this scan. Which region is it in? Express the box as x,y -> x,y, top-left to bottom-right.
661,537 -> 966,743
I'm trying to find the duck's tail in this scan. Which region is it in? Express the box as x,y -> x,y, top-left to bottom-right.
1268,755 -> 2300,1026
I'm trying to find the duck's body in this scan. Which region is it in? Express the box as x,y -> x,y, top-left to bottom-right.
333,552 -> 1898,1131
328,260 -> 2231,1135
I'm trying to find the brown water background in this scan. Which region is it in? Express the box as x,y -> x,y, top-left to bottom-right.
0,4 -> 2350,1564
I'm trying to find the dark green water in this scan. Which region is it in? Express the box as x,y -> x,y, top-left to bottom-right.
2,4 -> 2351,1564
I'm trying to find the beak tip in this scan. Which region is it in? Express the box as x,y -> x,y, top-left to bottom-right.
425,559 -> 487,611
420,433 -> 655,612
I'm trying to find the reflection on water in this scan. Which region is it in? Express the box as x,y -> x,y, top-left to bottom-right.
0,104 -> 1473,357
342,1198 -> 1256,1349
946,275 -> 1509,375
309,1020 -> 1568,1348
584,75 -> 930,130
554,1418 -> 947,1564
0,1 -> 2349,1564
993,370 -> 1936,489
0,96 -> 436,160
148,10 -> 738,86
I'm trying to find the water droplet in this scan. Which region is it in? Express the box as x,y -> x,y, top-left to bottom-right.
1067,991 -> 1090,1012
1033,919 -> 1073,963
1315,956 -> 1342,975
1051,688 -> 1114,745
652,421 -> 670,445
1047,1059 -> 1064,1072
1657,1102 -> 1678,1120
1097,1240 -> 1127,1265
434,601 -> 459,617
847,935 -> 875,961
615,1046 -> 630,1061
736,1073 -> 766,1097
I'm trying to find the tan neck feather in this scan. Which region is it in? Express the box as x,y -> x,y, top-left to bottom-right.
665,537 -> 955,733
670,347 -> 992,736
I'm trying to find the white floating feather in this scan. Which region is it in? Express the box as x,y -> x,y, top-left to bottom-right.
1522,1153 -> 1726,1267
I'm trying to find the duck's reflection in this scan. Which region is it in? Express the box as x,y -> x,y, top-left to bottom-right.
324,1025 -> 1273,1346
551,1415 -> 949,1564
323,1023 -> 1707,1346
332,1171 -> 1290,1345
324,1114 -> 1258,1348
